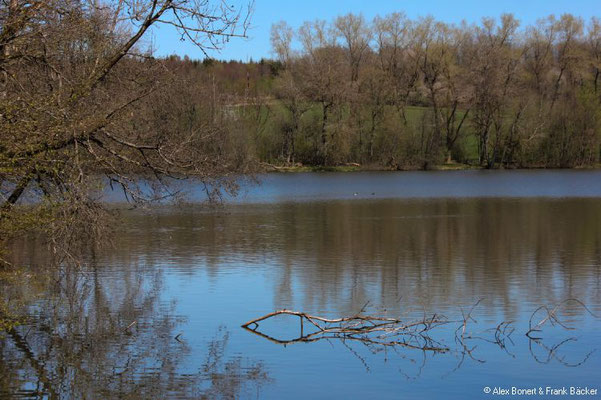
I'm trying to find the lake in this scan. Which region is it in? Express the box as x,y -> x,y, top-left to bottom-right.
2,170 -> 601,399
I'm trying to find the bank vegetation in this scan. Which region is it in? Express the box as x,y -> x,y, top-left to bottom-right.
180,12 -> 601,170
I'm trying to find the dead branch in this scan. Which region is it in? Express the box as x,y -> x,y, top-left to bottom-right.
526,298 -> 599,338
243,298 -> 599,372
242,308 -> 452,354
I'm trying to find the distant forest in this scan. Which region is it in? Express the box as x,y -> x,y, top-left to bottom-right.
164,13 -> 601,169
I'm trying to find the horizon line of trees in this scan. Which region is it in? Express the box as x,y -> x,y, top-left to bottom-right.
251,12 -> 601,169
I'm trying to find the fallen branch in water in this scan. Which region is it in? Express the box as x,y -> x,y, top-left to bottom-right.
242,308 -> 453,352
526,298 -> 599,338
242,299 -> 599,366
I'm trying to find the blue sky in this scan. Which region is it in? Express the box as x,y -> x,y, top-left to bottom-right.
150,0 -> 601,61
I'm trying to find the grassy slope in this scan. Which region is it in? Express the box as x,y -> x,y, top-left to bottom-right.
244,101 -> 501,170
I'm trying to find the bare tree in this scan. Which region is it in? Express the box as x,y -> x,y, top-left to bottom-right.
297,20 -> 346,164
334,13 -> 371,83
588,18 -> 601,96
0,0 -> 254,262
373,12 -> 420,124
271,20 -> 293,64
468,14 -> 522,167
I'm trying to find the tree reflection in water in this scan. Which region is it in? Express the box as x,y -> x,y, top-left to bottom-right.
2,197 -> 601,396
0,259 -> 270,399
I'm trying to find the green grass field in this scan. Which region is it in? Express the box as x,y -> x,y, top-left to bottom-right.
237,100 -> 481,167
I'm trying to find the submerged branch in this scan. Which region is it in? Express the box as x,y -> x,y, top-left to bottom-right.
242,299 -> 599,370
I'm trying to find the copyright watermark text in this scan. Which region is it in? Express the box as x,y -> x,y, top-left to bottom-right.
482,386 -> 598,396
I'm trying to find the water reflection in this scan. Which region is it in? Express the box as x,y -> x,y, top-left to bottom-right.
115,198 -> 601,317
2,196 -> 601,399
0,259 -> 269,399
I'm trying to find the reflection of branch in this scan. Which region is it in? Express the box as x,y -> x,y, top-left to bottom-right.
243,299 -> 599,377
398,349 -> 428,381
7,328 -> 58,399
340,339 -> 371,372
528,337 -> 596,367
457,298 -> 483,341
526,298 -> 599,338
242,309 -> 452,354
241,325 -> 448,352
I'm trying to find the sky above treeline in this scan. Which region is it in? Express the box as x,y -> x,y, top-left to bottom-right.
150,0 -> 601,61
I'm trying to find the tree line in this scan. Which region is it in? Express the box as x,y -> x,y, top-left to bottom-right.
249,13 -> 601,169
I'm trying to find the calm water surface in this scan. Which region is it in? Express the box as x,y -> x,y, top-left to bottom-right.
2,171 -> 601,399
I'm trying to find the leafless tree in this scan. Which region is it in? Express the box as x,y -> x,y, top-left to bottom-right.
0,0 -> 254,264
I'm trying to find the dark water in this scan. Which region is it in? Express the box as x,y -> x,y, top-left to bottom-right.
2,171 -> 601,399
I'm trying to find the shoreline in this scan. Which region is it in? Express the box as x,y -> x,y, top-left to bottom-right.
260,162 -> 601,173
